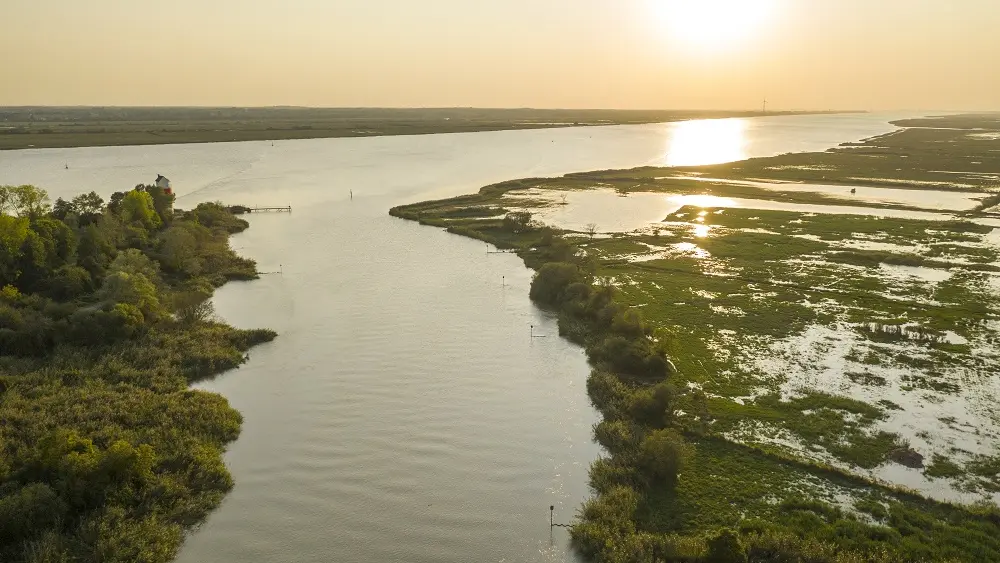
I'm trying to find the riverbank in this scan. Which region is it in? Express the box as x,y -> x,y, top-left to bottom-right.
0,107 -> 843,150
390,113 -> 1000,561
0,187 -> 273,562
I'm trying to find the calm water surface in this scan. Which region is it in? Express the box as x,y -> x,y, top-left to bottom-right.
0,114 -> 917,562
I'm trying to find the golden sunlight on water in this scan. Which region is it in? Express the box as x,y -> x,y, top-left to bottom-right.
664,119 -> 748,166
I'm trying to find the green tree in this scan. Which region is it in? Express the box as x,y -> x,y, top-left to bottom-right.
639,429 -> 693,485
143,186 -> 174,225
28,218 -> 77,269
529,262 -> 584,306
51,198 -> 73,220
109,249 -> 162,285
70,191 -> 104,216
0,185 -> 13,215
502,211 -> 534,233
0,484 -> 67,546
0,215 -> 30,285
157,225 -> 199,275
630,382 -> 676,428
15,219 -> 77,292
98,271 -> 163,322
47,265 -> 93,300
77,224 -> 115,280
706,529 -> 747,563
120,191 -> 162,230
107,191 -> 126,214
0,185 -> 51,218
173,292 -> 216,325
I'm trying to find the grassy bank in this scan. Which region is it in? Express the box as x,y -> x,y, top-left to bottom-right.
0,107 -> 838,150
0,184 -> 273,561
390,114 -> 1000,562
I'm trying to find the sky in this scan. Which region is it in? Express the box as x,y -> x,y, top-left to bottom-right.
4,0 -> 999,111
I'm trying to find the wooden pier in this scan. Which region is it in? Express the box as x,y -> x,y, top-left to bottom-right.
248,206 -> 291,213
229,205 -> 292,214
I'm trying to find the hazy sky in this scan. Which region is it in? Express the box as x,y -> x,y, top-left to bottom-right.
4,0 -> 999,110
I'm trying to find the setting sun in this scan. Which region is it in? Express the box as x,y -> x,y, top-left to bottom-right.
652,0 -> 779,52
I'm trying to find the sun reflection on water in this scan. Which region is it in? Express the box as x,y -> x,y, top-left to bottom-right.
664,119 -> 748,167
693,224 -> 711,237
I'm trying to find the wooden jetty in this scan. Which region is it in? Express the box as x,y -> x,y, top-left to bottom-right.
228,205 -> 292,215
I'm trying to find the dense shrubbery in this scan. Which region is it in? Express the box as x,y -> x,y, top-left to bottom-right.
521,225 -> 998,563
0,184 -> 274,562
527,252 -> 708,561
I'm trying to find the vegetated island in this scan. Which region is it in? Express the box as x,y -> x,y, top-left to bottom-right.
0,183 -> 274,561
0,107 -> 847,150
390,113 -> 1000,562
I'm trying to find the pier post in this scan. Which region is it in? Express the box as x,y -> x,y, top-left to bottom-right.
550,505 -> 554,527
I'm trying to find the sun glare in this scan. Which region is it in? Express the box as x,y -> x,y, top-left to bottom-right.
652,0 -> 778,52
664,118 -> 747,166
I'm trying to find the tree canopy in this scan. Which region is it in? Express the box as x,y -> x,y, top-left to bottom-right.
0,186 -> 273,562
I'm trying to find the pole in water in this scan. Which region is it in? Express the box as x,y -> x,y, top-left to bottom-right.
350,189 -> 353,200
550,505 -> 554,527
530,324 -> 534,338
502,275 -> 505,287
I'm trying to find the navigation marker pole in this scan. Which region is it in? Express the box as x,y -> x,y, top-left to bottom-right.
550,505 -> 554,527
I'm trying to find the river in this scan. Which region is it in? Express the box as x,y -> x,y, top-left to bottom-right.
0,113 -> 918,562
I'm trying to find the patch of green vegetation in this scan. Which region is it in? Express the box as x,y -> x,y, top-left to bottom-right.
710,392 -> 903,469
926,243 -> 999,263
846,371 -> 889,387
877,399 -> 903,411
0,185 -> 274,561
925,454 -> 964,480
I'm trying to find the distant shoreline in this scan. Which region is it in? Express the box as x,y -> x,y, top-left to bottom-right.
0,107 -> 854,150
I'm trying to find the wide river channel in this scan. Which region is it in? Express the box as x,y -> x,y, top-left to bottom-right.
0,113 -> 918,562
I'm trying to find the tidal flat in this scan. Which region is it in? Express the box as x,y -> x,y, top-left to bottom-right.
392,113 -> 1000,561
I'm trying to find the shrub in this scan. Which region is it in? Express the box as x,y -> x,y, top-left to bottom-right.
529,262 -> 584,306
706,529 -> 747,563
502,211 -> 533,233
46,265 -> 92,300
640,429 -> 693,485
587,335 -> 671,380
0,484 -> 67,545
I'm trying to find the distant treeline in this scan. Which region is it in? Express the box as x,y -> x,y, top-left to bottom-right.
0,107 -> 845,150
0,106 -> 821,125
0,184 -> 274,562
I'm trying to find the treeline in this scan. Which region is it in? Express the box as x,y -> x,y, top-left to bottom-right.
0,184 -> 274,562
524,224 -> 995,563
